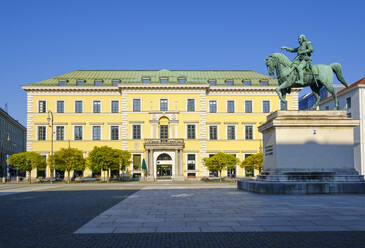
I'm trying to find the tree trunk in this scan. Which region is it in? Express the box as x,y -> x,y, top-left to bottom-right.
219,170 -> 222,182
106,170 -> 109,183
67,171 -> 71,184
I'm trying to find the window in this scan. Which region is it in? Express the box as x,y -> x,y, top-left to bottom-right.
111,101 -> 119,113
133,154 -> 142,170
227,154 -> 236,178
209,126 -> 217,140
178,78 -> 186,83
227,126 -> 236,140
94,80 -> 102,86
243,80 -> 251,86
245,154 -> 252,159
93,126 -> 101,140
187,99 -> 195,112
346,97 -> 351,109
111,126 -> 119,140
226,80 -> 234,86
187,154 -> 196,170
160,78 -> 168,83
245,100 -> 252,113
209,100 -> 217,113
59,80 -> 67,86
244,154 -> 254,177
209,80 -> 216,86
133,125 -> 141,139
187,125 -> 196,139
112,80 -> 119,86
227,100 -> 235,113
74,126 -> 83,140
56,126 -> 64,140
76,80 -> 84,86
245,125 -> 253,140
160,99 -> 168,112
75,101 -> 83,113
38,126 -> 46,140
93,101 -> 101,113
325,106 -> 329,110
261,81 -> 268,86
57,101 -> 64,113
133,99 -> 141,112
38,101 -> 46,113
263,101 -> 270,113
160,125 -> 168,139
188,173 -> 196,178
142,77 -> 150,83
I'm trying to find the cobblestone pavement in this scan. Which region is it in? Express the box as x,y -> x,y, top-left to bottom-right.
77,186 -> 365,234
0,183 -> 365,247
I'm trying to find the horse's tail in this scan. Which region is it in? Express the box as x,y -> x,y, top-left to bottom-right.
330,63 -> 349,88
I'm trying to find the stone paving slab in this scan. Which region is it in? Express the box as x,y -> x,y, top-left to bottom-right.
75,186 -> 365,233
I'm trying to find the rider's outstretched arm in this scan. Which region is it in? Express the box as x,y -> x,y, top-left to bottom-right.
284,46 -> 298,53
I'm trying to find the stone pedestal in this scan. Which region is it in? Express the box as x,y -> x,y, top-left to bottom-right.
238,111 -> 365,194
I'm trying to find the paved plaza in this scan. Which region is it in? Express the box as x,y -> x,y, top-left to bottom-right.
0,183 -> 365,247
77,184 -> 365,234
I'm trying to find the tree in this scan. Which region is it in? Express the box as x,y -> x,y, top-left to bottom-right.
87,146 -> 130,183
53,148 -> 85,183
116,150 -> 131,172
241,152 -> 263,176
47,154 -> 56,177
9,152 -> 47,184
203,152 -> 239,182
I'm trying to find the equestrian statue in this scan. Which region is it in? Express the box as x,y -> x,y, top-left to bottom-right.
265,34 -> 349,110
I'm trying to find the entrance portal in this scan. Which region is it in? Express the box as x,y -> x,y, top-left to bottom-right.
156,153 -> 173,180
157,164 -> 172,179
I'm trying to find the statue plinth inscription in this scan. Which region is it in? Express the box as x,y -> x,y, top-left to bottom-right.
237,111 -> 365,194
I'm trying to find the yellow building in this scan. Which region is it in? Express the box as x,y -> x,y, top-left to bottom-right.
22,70 -> 299,180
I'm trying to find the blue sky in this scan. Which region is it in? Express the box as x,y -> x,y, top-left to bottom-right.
1,0 -> 364,125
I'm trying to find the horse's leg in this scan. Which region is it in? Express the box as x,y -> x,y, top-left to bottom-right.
310,84 -> 321,110
323,82 -> 338,110
281,90 -> 287,110
275,80 -> 292,105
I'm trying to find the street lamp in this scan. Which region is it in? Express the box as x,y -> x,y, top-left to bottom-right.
1,134 -> 10,183
47,110 -> 54,178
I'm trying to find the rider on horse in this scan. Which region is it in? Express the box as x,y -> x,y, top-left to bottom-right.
281,34 -> 313,86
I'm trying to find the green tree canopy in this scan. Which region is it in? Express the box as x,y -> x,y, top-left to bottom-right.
203,152 -> 239,182
241,152 -> 263,175
116,150 -> 131,172
9,152 -> 46,183
87,146 -> 131,182
53,148 -> 85,183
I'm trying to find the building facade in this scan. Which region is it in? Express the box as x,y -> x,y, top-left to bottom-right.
320,77 -> 365,176
0,108 -> 26,180
23,70 -> 299,180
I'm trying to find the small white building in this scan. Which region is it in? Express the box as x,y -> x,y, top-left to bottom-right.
319,77 -> 365,175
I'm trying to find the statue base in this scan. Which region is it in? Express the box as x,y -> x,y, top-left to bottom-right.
238,111 -> 365,194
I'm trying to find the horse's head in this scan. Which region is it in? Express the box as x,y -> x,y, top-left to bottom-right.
265,55 -> 275,76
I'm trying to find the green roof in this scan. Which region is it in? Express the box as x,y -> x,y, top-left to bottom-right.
27,69 -> 277,86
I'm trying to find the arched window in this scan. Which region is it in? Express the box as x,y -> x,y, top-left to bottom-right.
157,153 -> 172,161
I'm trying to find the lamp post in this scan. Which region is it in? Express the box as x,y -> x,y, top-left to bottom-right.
1,134 -> 10,183
47,110 -> 54,178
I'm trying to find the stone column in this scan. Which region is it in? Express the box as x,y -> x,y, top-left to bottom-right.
175,149 -> 178,177
147,149 -> 154,181
175,149 -> 184,181
179,149 -> 183,176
